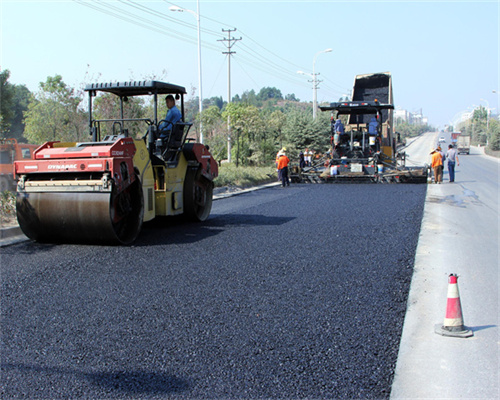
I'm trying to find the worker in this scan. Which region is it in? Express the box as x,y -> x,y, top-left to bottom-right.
158,95 -> 182,137
437,146 -> 446,163
299,151 -> 306,169
368,116 -> 378,135
430,148 -> 443,184
277,150 -> 290,187
334,118 -> 345,145
334,118 -> 345,135
304,148 -> 313,166
276,148 -> 286,181
446,144 -> 460,182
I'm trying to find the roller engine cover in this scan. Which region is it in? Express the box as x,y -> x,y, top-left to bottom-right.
183,143 -> 218,181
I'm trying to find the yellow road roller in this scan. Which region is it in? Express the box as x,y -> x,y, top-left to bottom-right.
14,80 -> 218,244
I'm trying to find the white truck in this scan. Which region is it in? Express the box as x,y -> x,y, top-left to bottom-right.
457,134 -> 471,154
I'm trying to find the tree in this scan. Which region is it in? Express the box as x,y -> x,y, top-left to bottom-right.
9,84 -> 31,141
488,118 -> 500,150
257,87 -> 283,101
240,89 -> 259,106
395,121 -> 435,139
0,69 -> 31,141
267,110 -> 286,148
93,92 -> 145,138
205,96 -> 224,110
200,105 -> 227,161
472,106 -> 488,144
0,69 -> 15,135
24,75 -> 86,144
222,103 -> 264,166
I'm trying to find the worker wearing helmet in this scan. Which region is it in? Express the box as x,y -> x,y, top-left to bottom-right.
277,150 -> 290,187
276,148 -> 286,181
430,148 -> 443,184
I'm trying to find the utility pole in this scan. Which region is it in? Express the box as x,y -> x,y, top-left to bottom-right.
218,28 -> 241,162
312,74 -> 322,120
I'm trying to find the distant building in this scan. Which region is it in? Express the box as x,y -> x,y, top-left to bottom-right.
395,107 -> 428,125
394,108 -> 409,123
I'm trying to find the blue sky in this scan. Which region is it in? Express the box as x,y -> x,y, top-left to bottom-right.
1,0 -> 498,128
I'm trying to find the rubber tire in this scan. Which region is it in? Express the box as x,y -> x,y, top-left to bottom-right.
183,167 -> 213,222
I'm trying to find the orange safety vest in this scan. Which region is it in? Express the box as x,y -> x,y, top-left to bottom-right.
277,155 -> 290,170
431,152 -> 443,168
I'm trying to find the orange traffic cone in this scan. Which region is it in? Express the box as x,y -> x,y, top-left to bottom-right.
435,274 -> 473,338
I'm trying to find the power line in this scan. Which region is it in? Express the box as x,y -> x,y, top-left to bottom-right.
73,0 -> 346,98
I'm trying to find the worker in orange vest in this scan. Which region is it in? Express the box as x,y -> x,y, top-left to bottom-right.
277,150 -> 290,187
431,147 -> 443,184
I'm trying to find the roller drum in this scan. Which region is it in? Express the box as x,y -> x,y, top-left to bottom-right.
16,180 -> 144,245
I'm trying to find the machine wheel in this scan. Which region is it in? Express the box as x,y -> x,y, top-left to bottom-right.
183,167 -> 213,222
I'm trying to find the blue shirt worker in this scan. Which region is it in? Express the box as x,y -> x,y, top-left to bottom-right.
159,95 -> 182,137
334,118 -> 345,134
368,116 -> 378,135
446,144 -> 460,182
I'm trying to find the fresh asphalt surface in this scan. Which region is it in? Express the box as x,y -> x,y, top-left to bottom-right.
1,183 -> 426,398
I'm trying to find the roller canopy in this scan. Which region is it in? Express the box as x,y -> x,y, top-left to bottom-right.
84,81 -> 187,97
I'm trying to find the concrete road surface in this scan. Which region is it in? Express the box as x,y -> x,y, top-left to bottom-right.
391,132 -> 499,398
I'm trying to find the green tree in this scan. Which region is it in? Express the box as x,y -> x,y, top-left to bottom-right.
222,103 -> 264,166
93,92 -> 145,138
487,118 -> 500,151
285,93 -> 299,102
240,89 -> 259,106
200,106 -> 222,136
257,87 -> 283,101
0,69 -> 32,140
24,75 -> 85,144
267,110 -> 286,148
0,69 -> 15,135
395,121 -> 435,139
472,106 -> 488,144
9,84 -> 31,141
200,105 -> 227,161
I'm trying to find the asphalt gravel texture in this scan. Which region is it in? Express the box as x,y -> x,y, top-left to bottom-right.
1,183 -> 426,399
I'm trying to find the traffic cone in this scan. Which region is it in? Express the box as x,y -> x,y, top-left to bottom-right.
435,274 -> 473,338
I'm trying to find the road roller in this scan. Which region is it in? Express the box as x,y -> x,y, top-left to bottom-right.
14,80 -> 218,244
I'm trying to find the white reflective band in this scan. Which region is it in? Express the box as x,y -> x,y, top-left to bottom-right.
88,164 -> 102,168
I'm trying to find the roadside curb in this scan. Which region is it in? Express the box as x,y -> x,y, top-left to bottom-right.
0,226 -> 27,247
213,181 -> 281,200
0,181 -> 281,247
0,225 -> 23,239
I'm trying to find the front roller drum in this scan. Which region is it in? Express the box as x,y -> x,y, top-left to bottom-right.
16,179 -> 144,245
183,167 -> 214,222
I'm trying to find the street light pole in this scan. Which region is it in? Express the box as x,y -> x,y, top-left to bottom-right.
170,0 -> 204,143
297,48 -> 332,119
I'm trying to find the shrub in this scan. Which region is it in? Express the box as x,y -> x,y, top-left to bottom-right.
214,164 -> 276,188
0,191 -> 16,224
